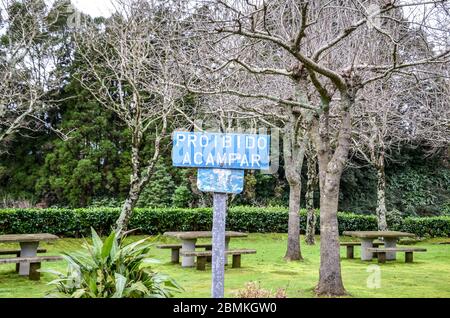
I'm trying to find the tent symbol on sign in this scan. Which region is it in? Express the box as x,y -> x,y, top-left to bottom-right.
197,168 -> 244,194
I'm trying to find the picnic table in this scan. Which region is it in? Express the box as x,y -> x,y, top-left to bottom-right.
343,231 -> 415,261
163,231 -> 248,267
0,233 -> 59,276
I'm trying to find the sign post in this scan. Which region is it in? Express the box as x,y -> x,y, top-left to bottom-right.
172,131 -> 270,298
211,192 -> 227,298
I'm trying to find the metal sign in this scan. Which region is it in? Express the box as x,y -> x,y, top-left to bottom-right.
172,131 -> 270,170
197,168 -> 244,194
171,130 -> 271,298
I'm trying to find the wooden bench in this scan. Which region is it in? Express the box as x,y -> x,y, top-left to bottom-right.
180,249 -> 257,270
367,247 -> 427,263
0,256 -> 63,280
0,248 -> 47,273
157,243 -> 213,264
340,241 -> 384,259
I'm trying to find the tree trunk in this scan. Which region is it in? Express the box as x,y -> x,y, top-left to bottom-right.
283,118 -> 305,261
115,135 -> 143,236
115,178 -> 141,236
313,102 -> 351,297
315,175 -> 346,296
305,151 -> 317,245
285,182 -> 303,261
114,116 -> 165,236
376,154 -> 388,231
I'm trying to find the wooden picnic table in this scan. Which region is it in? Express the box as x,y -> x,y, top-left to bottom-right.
343,231 -> 415,261
163,231 -> 248,267
0,233 -> 59,276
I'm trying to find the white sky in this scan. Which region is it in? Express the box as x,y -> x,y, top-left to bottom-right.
57,0 -> 116,17
72,0 -> 115,17
47,0 -> 448,50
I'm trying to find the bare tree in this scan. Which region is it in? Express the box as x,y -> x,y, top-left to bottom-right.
0,0 -> 61,150
352,80 -> 411,230
180,0 -> 450,296
352,64 -> 450,230
74,0 -> 184,235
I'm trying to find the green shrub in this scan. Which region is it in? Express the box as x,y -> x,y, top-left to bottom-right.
0,207 -> 449,237
45,229 -> 182,298
400,216 -> 450,237
171,185 -> 193,208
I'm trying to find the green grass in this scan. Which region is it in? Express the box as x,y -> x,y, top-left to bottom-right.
1,234 -> 450,298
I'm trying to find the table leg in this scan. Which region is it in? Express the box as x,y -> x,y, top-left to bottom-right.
361,238 -> 374,261
181,239 -> 197,267
384,237 -> 397,260
225,237 -> 230,265
19,242 -> 39,276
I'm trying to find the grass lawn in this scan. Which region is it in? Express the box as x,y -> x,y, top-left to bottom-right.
0,233 -> 449,298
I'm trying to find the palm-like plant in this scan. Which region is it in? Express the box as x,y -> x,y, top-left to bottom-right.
45,229 -> 182,298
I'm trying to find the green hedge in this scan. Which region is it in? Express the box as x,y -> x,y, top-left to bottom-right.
398,216 -> 450,237
0,207 -> 449,237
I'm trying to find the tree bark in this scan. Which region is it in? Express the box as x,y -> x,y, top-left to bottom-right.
283,118 -> 305,261
313,101 -> 350,297
115,178 -> 141,236
285,182 -> 303,260
305,150 -> 317,245
115,116 -> 166,236
115,140 -> 142,236
315,173 -> 346,296
376,153 -> 388,231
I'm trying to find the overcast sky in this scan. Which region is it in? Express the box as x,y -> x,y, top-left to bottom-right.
62,0 -> 448,49
70,0 -> 115,17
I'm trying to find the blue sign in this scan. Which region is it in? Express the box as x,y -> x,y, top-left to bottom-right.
172,131 -> 270,170
197,169 -> 244,194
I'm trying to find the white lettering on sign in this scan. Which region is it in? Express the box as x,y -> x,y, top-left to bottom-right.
258,137 -> 267,149
194,152 -> 202,165
181,152 -> 264,167
177,134 -> 186,143
200,135 -> 208,147
188,134 -> 196,147
240,155 -> 249,167
182,153 -> 191,165
224,135 -> 232,148
246,136 -> 255,149
229,153 -> 239,163
251,154 -> 261,166
216,153 -> 226,166
172,132 -> 270,170
206,153 -> 215,165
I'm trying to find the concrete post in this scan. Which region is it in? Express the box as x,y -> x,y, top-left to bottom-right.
19,242 -> 39,275
360,238 -> 374,261
181,239 -> 197,267
211,192 -> 227,298
384,238 -> 397,260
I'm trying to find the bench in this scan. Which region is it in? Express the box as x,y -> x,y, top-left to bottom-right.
340,241 -> 384,259
180,249 -> 257,270
367,247 -> 427,263
0,248 -> 47,256
0,256 -> 63,280
157,243 -> 213,264
0,248 -> 47,272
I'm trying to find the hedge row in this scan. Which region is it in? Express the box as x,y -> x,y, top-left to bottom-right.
0,207 -> 449,237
